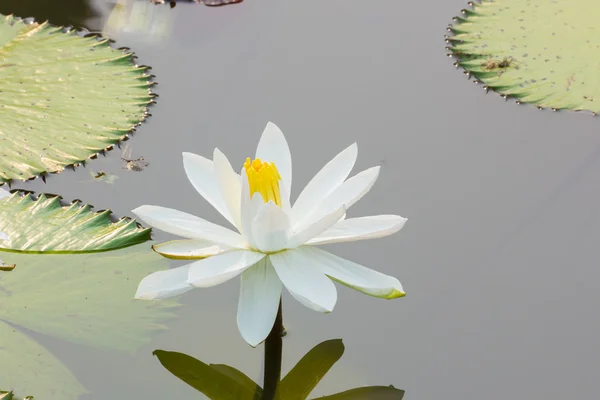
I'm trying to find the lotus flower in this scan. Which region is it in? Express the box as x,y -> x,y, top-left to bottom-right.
133,122 -> 407,346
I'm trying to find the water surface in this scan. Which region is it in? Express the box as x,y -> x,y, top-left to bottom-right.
2,0 -> 600,399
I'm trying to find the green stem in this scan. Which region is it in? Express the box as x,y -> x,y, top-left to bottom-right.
262,298 -> 283,400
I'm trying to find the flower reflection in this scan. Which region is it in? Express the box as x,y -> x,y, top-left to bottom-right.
133,122 -> 407,346
153,338 -> 405,399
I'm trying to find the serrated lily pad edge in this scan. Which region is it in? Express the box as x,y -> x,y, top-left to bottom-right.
0,189 -> 152,254
0,14 -> 157,186
0,391 -> 34,400
444,0 -> 599,116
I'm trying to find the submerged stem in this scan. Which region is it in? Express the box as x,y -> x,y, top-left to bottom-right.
262,298 -> 283,400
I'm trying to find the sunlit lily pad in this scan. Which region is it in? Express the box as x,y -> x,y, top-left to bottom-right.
447,0 -> 600,112
0,191 -> 150,253
0,13 -> 153,183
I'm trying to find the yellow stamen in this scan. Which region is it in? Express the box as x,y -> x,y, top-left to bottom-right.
243,158 -> 282,207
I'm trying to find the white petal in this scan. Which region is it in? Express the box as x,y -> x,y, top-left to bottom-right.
252,202 -> 291,253
183,152 -> 235,226
0,231 -> 8,241
187,250 -> 266,288
0,187 -> 10,199
255,122 -> 292,204
300,246 -> 405,299
292,143 -> 357,224
287,206 -> 346,248
152,240 -> 226,259
296,166 -> 380,230
213,149 -> 242,229
278,178 -> 292,215
237,258 -> 282,347
240,171 -> 264,249
132,205 -> 246,249
270,250 -> 337,312
307,215 -> 407,245
135,265 -> 194,300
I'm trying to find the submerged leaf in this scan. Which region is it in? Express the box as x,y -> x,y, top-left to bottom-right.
153,350 -> 261,400
276,339 -> 345,400
313,386 -> 405,399
210,364 -> 263,396
0,13 -> 153,183
448,0 -> 600,112
0,191 -> 150,253
0,321 -> 86,400
0,243 -> 178,351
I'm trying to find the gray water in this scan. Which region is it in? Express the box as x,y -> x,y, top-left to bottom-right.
3,0 -> 600,399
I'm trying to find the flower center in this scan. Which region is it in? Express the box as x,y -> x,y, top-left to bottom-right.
243,158 -> 282,206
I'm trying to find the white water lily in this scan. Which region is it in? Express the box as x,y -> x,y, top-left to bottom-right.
133,122 -> 407,346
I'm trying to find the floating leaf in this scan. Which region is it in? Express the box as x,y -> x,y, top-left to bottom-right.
0,13 -> 153,183
313,386 -> 405,399
0,392 -> 34,400
0,243 -> 178,351
447,0 -> 600,112
0,321 -> 86,400
276,339 -> 345,400
0,191 -> 150,253
153,350 -> 261,400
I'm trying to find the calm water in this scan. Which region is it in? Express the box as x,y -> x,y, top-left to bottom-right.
2,0 -> 600,399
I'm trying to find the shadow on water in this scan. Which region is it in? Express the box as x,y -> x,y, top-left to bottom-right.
0,0 -> 98,29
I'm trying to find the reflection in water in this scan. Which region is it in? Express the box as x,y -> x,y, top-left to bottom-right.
88,169 -> 120,184
103,0 -> 176,43
0,244 -> 179,398
154,338 -> 405,399
0,0 -> 98,30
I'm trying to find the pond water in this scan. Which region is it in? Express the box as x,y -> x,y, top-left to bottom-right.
2,0 -> 600,399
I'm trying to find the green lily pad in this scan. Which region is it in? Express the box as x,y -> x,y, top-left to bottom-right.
0,321 -> 86,400
447,0 -> 600,112
0,243 -> 178,351
0,13 -> 153,183
0,391 -> 34,400
0,191 -> 150,253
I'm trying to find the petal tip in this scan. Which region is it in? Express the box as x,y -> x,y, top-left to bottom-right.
213,148 -> 225,159
134,290 -> 155,301
131,205 -> 145,215
386,288 -> 406,299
